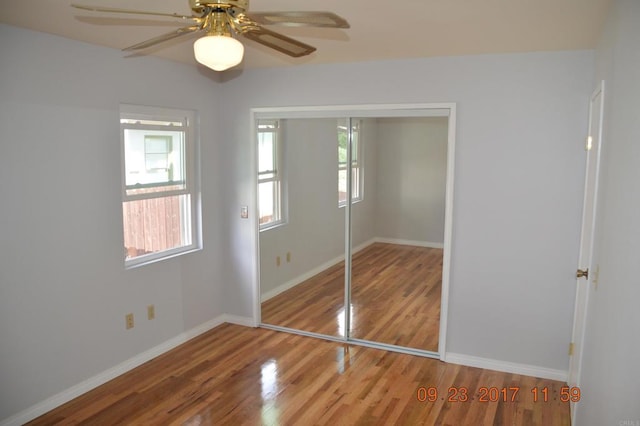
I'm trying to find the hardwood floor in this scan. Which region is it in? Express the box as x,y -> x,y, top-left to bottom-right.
351,244 -> 442,350
262,243 -> 442,351
28,324 -> 571,425
261,252 -> 346,337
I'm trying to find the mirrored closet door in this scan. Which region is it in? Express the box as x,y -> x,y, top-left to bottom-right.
255,105 -> 455,358
348,116 -> 448,353
258,117 -> 346,338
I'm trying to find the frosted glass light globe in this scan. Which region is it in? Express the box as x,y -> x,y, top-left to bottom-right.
193,35 -> 244,71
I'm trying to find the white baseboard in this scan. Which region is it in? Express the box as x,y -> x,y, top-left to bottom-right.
261,238 -> 376,302
261,258 -> 339,302
220,314 -> 256,328
375,237 -> 444,249
0,314 -> 253,426
445,352 -> 568,382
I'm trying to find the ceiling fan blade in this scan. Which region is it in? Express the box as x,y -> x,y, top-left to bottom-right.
241,27 -> 316,57
71,4 -> 196,21
123,25 -> 202,51
244,12 -> 349,28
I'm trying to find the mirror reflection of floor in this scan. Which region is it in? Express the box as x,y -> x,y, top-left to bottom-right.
261,243 -> 442,352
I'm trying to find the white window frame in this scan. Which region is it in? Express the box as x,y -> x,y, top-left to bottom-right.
338,119 -> 364,207
258,119 -> 286,231
120,104 -> 201,268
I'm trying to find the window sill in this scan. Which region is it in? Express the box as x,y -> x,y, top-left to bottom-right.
260,220 -> 287,232
339,198 -> 363,208
125,245 -> 202,270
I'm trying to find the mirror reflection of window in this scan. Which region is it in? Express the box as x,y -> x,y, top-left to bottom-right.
338,120 -> 363,206
258,120 -> 285,229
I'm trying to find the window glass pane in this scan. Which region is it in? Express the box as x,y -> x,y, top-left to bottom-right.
337,119 -> 362,205
259,181 -> 275,224
257,119 -> 283,228
124,129 -> 185,195
338,124 -> 358,164
258,121 -> 277,130
258,132 -> 275,173
351,128 -> 359,163
338,126 -> 348,165
145,136 -> 169,153
122,194 -> 192,259
145,135 -> 170,172
352,167 -> 360,198
338,169 -> 347,203
146,153 -> 168,171
258,171 -> 276,181
120,118 -> 183,127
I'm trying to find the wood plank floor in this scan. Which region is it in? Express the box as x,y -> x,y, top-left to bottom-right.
262,243 -> 441,351
28,324 -> 571,425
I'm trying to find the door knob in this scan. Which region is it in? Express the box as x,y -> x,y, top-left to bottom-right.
576,268 -> 589,279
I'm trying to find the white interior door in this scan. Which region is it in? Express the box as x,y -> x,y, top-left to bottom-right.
568,81 -> 605,419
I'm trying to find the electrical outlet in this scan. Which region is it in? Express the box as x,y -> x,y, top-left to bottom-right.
276,256 -> 281,267
125,313 -> 134,330
147,305 -> 155,320
286,252 -> 291,263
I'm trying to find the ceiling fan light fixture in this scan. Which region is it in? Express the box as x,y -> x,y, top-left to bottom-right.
193,34 -> 244,71
71,2 -> 349,69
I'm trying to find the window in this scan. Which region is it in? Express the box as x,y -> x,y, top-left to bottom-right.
144,136 -> 171,172
120,105 -> 200,267
258,119 -> 285,229
338,120 -> 363,206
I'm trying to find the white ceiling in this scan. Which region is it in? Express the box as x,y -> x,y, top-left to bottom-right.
0,0 -> 613,70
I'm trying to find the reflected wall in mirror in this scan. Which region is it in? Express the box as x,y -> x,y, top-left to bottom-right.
259,118 -> 346,338
349,117 -> 448,352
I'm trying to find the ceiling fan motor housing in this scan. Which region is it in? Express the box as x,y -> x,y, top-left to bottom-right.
189,0 -> 248,13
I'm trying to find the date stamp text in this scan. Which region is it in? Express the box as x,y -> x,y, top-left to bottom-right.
416,386 -> 581,403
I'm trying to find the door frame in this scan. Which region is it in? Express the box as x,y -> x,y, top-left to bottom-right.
250,103 -> 457,361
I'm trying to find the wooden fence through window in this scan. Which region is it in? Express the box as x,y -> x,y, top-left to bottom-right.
123,195 -> 183,258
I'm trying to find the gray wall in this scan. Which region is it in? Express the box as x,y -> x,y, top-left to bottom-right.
577,0 -> 640,423
374,117 -> 448,244
0,25 -> 224,420
259,118 -> 352,296
219,50 -> 593,372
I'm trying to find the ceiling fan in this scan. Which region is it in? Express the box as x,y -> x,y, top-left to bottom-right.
71,0 -> 350,71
